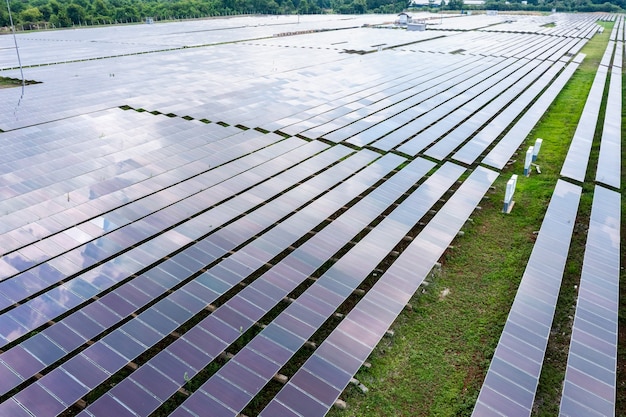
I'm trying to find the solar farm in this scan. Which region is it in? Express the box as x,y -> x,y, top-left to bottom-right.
0,11 -> 622,417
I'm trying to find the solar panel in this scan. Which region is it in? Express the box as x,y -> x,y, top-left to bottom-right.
262,165 -> 497,417
450,60 -> 565,165
398,58 -> 532,157
0,139 -> 326,316
0,14 -> 616,417
74,151 -> 410,416
473,180 -> 581,417
595,60 -> 621,188
2,149 -> 401,415
169,161 -> 464,417
482,59 -> 581,170
419,58 -> 552,160
0,144 -> 363,394
559,186 -> 619,417
560,43 -> 611,182
0,117 -> 287,249
324,54 -> 490,145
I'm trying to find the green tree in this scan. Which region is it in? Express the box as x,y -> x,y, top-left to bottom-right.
39,3 -> 53,20
0,8 -> 9,26
298,0 -> 309,12
353,0 -> 367,12
91,0 -> 110,17
19,6 -> 43,27
49,9 -> 72,27
66,3 -> 87,24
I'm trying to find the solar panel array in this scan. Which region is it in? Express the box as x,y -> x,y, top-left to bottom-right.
0,11 -> 619,417
482,58 -> 581,170
559,186 -> 620,417
596,18 -> 623,189
472,180 -> 582,417
262,166 -> 499,417
559,16 -> 622,183
474,15 -> 623,417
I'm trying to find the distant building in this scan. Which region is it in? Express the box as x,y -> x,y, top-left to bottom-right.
397,12 -> 412,25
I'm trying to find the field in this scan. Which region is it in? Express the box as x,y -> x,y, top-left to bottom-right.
0,11 -> 622,417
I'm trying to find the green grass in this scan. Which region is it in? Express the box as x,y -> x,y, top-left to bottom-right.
0,77 -> 22,88
0,76 -> 40,88
327,22 -> 615,417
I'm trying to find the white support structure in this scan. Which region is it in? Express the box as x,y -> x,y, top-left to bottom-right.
503,174 -> 517,213
524,146 -> 534,176
532,138 -> 543,161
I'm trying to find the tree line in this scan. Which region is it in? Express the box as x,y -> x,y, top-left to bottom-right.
0,0 -> 622,29
1,0 -> 407,28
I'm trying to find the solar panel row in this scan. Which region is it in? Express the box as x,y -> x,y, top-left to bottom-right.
376,34 -> 583,156
560,39 -> 613,182
107,156 -> 444,417
374,57 -> 525,150
0,13 -> 618,417
0,146 -> 387,415
0,120 -> 292,265
0,138 -> 329,337
482,58 -> 581,170
263,165 -> 498,417
450,60 -> 566,165
277,53 -> 478,140
472,180 -> 582,417
595,22 -> 622,188
385,57 -> 533,154
405,59 -> 551,159
61,151 -> 407,417
0,142 -> 352,382
559,186 -> 620,417
483,14 -> 603,39
343,55 -> 497,149
305,55 -> 497,143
